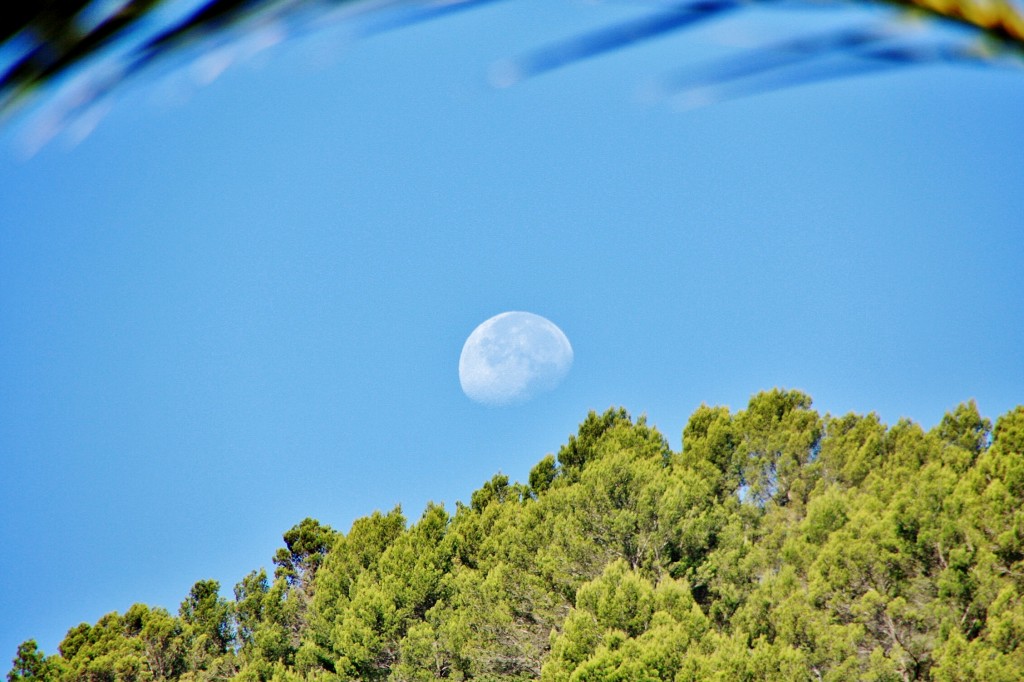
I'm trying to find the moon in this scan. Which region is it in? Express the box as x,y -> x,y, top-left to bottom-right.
459,311 -> 573,406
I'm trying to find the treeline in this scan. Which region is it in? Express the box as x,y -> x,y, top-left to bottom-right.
8,390 -> 1024,681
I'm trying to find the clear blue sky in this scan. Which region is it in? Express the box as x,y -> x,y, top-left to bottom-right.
1,0 -> 1022,666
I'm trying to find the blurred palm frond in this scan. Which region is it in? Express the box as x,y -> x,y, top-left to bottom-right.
1,0 -> 1022,133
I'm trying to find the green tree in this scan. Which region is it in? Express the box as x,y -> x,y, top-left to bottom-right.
8,641 -> 49,682
233,570 -> 270,650
180,580 -> 234,657
529,455 -> 558,497
273,518 -> 337,593
734,389 -> 823,507
138,608 -> 186,681
556,408 -> 632,472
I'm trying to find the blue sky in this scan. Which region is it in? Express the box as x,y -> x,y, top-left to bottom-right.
1,0 -> 1022,665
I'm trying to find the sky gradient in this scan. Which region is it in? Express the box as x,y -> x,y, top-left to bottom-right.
1,0 -> 1022,667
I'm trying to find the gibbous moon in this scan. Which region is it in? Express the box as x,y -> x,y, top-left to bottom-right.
459,311 -> 573,406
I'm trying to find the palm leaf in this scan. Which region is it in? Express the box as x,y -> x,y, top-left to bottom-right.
2,0 -> 1022,131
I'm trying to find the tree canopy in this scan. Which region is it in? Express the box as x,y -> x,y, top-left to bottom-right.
9,392 -> 1024,681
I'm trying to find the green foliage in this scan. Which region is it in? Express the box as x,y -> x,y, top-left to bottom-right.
556,408 -> 631,472
934,400 -> 992,458
733,389 -> 823,507
471,474 -> 513,513
528,456 -> 557,497
180,580 -> 234,658
11,392 -> 1024,681
7,641 -> 54,682
273,519 -> 338,590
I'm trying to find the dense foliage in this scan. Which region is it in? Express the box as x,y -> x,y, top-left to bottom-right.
9,391 -> 1024,681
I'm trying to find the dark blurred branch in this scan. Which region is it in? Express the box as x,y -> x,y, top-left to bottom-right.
1,0 -> 1021,136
